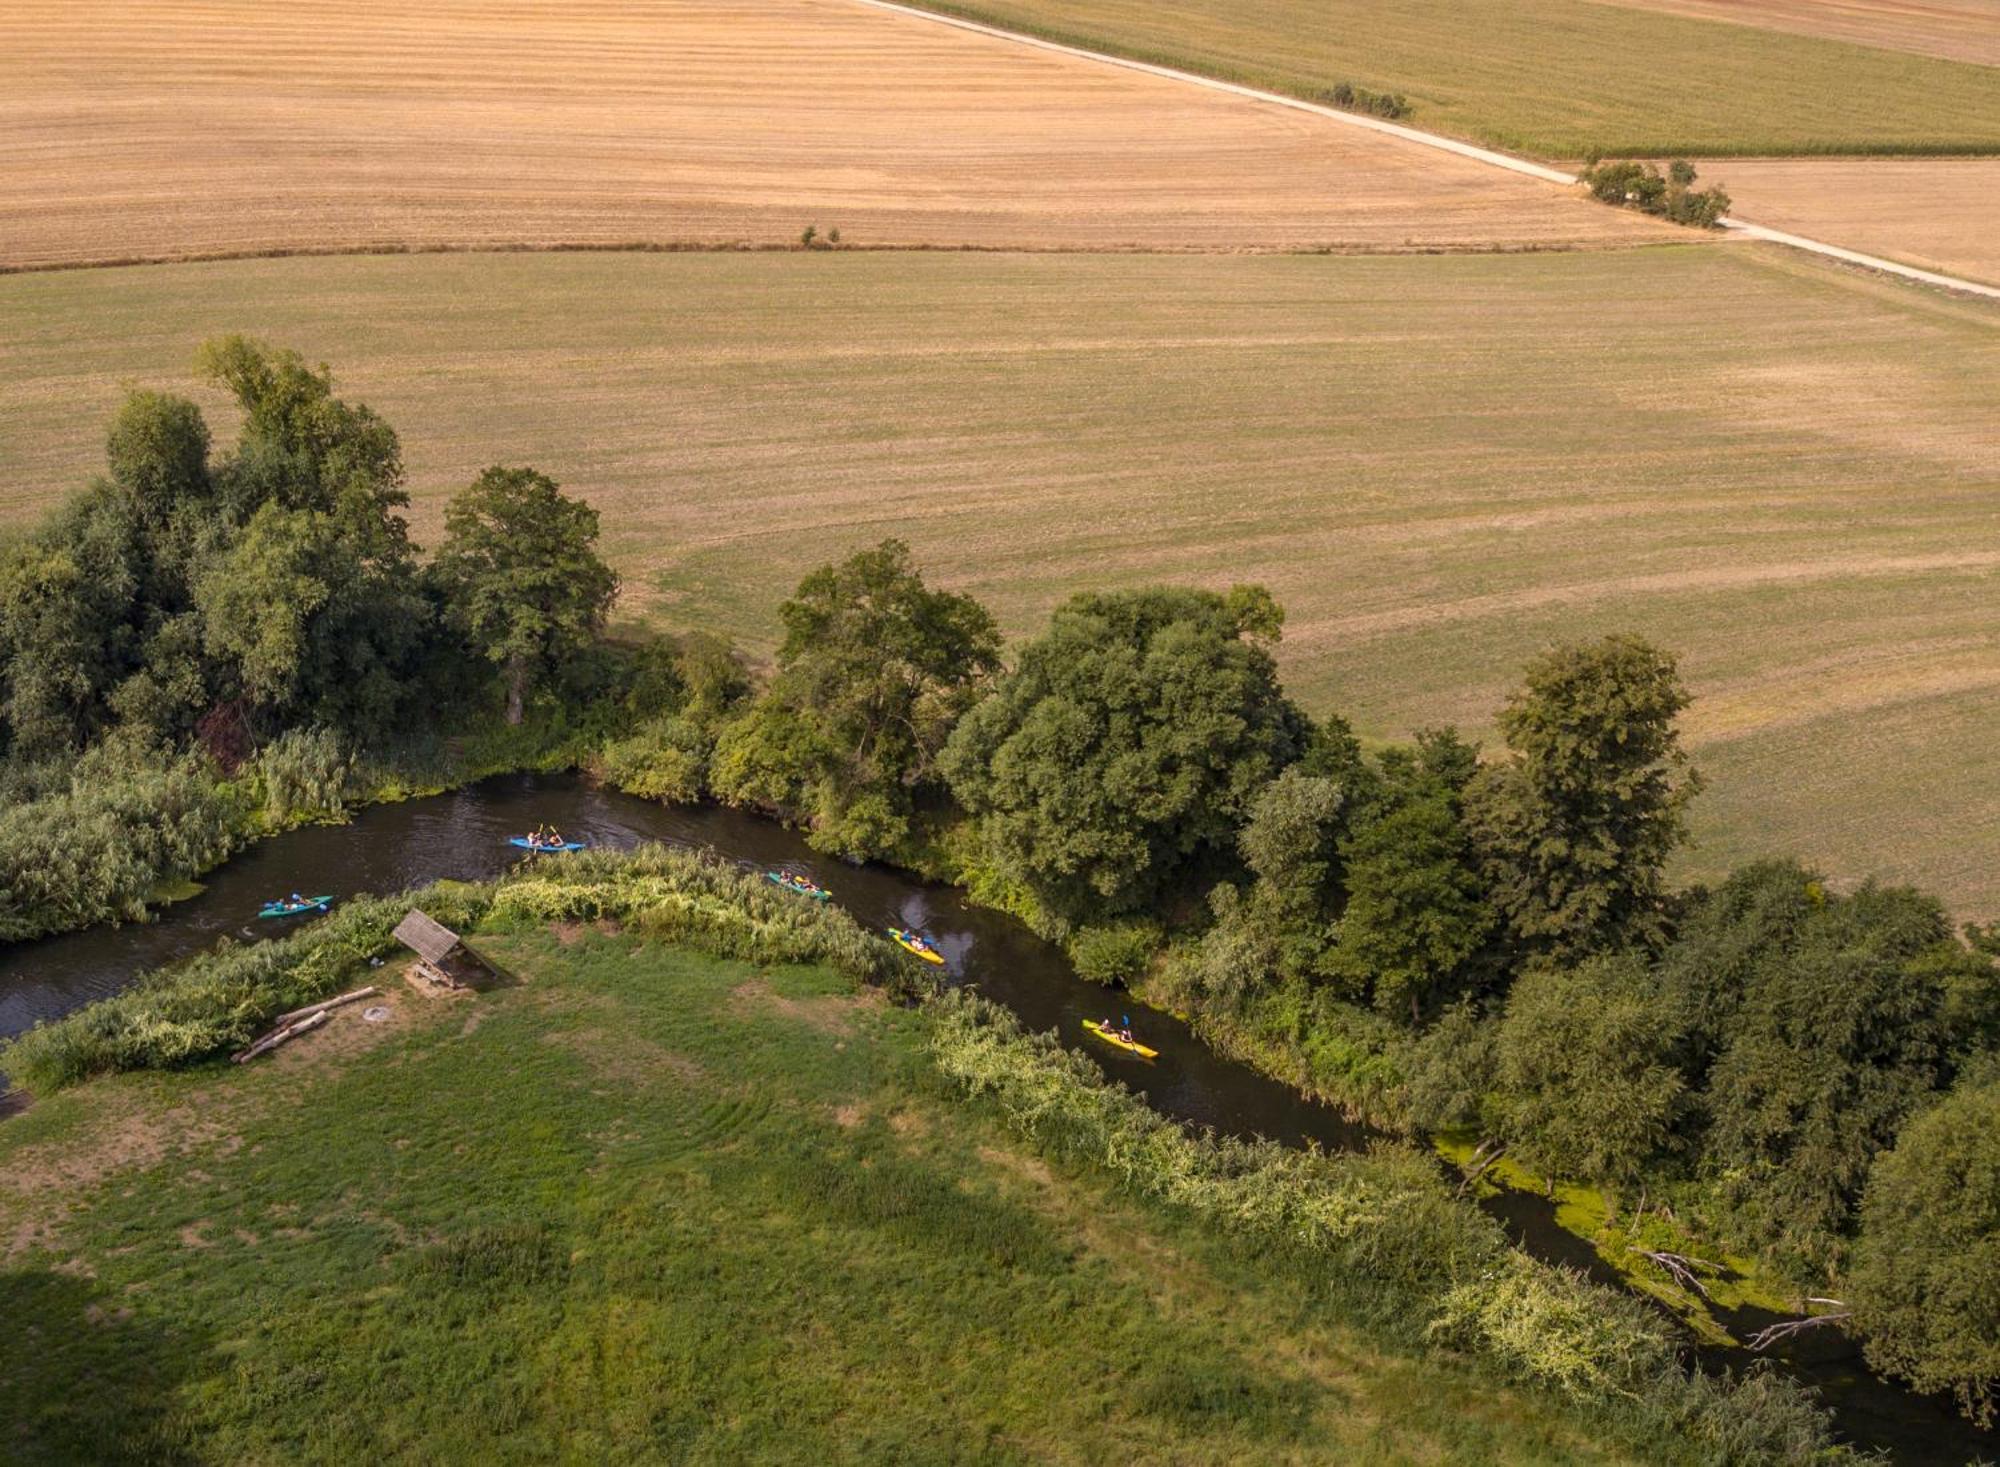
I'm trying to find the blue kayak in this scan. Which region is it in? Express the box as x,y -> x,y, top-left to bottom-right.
259,895 -> 333,919
509,836 -> 585,853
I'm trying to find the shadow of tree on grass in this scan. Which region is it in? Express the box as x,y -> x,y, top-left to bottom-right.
0,1268 -> 210,1465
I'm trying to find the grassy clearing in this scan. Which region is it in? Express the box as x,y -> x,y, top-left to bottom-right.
3,246 -> 1996,912
1,927 -> 1650,1464
907,0 -> 2000,156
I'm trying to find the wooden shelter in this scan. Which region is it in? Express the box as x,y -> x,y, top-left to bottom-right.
393,909 -> 486,991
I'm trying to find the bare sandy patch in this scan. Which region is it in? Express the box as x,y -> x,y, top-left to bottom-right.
541,1027 -> 707,1087
730,977 -> 877,1035
0,0 -> 1680,271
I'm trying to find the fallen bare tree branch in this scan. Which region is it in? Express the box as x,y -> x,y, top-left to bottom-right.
1748,1312 -> 1852,1351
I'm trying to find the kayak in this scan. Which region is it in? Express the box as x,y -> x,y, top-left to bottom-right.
509,837 -> 585,853
1083,1019 -> 1158,1060
259,895 -> 334,919
888,928 -> 946,964
766,870 -> 831,902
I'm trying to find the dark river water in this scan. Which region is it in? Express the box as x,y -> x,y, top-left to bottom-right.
0,773 -> 1989,1463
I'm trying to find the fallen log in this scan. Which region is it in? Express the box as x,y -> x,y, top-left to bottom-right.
272,985 -> 379,1029
1457,1141 -> 1507,1198
1639,1249 -> 1722,1302
1748,1311 -> 1852,1352
232,1008 -> 331,1064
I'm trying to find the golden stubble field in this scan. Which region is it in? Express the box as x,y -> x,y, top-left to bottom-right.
2,246 -> 1997,911
1700,158 -> 2000,287
0,0 -> 1680,269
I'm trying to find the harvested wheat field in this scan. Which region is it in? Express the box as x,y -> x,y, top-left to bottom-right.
1600,0 -> 2000,66
0,0 -> 1681,271
3,245 -> 1999,909
1702,158 -> 2000,287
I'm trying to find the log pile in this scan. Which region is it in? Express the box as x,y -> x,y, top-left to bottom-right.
231,985 -> 379,1064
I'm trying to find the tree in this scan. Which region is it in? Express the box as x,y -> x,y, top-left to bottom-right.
193,504 -> 331,714
712,540 -> 998,858
1851,1072 -> 2000,1426
1493,955 -> 1686,1191
1467,635 -> 1700,959
941,585 -> 1308,923
1698,881 -> 1964,1272
1328,788 -> 1493,1024
195,335 -> 407,542
1321,729 -> 1491,1023
1655,859 -> 1826,1083
433,467 -> 618,725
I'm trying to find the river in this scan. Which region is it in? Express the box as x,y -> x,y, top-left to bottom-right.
0,773 -> 1988,1463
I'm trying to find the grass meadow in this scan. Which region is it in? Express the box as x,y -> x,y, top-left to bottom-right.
2,245 -> 1996,913
0,927 -> 1641,1464
908,0 -> 2000,156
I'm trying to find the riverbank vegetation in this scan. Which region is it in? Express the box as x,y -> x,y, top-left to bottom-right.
5,341 -> 1996,1429
1,860 -> 1834,1462
608,537 -> 1997,1423
0,337 -> 672,941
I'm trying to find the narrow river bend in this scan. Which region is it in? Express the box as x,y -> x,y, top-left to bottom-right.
0,774 -> 1988,1463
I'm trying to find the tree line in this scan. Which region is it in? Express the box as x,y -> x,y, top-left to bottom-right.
0,339 -> 622,938
626,546 -> 1997,1430
1,344 -> 1993,1425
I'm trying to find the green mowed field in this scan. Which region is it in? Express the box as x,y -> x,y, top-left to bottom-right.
908,0 -> 2000,156
0,930 -> 1633,1464
2,246 -> 1997,912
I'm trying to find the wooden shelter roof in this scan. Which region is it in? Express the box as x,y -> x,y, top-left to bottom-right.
393,909 -> 462,965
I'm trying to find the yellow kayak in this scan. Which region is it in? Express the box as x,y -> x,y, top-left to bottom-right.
888,928 -> 946,965
1084,1019 -> 1158,1060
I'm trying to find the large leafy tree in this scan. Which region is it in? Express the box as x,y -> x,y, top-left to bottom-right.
1696,881 -> 1969,1273
1851,1071 -> 2000,1427
1467,634 -> 1699,959
195,335 -> 406,544
1324,729 -> 1493,1024
433,466 -> 618,725
710,539 -> 998,859
1493,955 -> 1687,1191
190,340 -> 432,739
941,585 -> 1308,923
0,390 -> 220,755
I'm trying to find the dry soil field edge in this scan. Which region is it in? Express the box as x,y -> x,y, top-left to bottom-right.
855,0 -> 2000,303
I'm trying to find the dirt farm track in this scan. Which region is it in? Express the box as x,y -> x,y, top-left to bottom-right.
0,0 -> 1684,269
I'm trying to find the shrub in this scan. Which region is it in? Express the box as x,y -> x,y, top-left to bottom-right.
255,725 -> 355,823
1318,82 -> 1412,120
1850,1073 -> 2000,1425
1579,158 -> 1731,229
595,715 -> 713,804
1068,921 -> 1161,985
1429,1252 -> 1677,1400
0,749 -> 241,943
